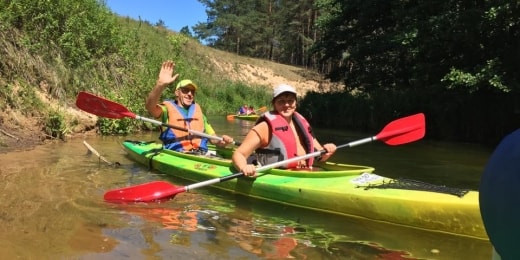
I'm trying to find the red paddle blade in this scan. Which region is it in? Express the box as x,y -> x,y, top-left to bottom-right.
104,181 -> 186,202
376,113 -> 425,145
76,91 -> 136,119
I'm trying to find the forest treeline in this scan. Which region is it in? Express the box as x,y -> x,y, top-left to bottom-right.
0,0 -> 518,146
192,0 -> 519,145
193,0 -> 518,93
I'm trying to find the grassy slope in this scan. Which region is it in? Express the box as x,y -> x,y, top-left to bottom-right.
0,18 -> 334,152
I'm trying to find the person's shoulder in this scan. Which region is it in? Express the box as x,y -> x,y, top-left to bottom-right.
251,121 -> 270,145
253,121 -> 269,132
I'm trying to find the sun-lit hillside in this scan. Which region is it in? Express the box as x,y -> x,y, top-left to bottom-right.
184,41 -> 344,97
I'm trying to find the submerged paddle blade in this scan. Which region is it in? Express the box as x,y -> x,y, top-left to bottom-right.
104,181 -> 186,202
376,113 -> 425,145
76,91 -> 136,119
226,114 -> 235,121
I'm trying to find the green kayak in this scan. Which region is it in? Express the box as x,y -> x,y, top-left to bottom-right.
122,140 -> 487,240
235,114 -> 259,121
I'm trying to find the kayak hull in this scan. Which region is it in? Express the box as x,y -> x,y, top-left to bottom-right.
122,140 -> 487,240
235,114 -> 259,121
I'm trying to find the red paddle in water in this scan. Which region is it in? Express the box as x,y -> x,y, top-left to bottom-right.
75,91 -> 241,145
103,113 -> 426,203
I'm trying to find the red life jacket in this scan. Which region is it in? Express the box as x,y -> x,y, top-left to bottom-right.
256,111 -> 315,168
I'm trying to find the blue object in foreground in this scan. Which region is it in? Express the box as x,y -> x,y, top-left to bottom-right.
480,129 -> 520,260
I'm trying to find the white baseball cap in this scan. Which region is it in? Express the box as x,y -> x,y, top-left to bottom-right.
273,84 -> 297,99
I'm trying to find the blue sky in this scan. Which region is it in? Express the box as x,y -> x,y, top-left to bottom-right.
104,0 -> 207,33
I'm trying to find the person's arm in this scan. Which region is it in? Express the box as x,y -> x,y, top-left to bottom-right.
145,61 -> 179,118
232,122 -> 267,177
313,138 -> 337,162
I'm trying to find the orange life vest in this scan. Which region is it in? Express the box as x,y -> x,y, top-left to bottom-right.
159,101 -> 207,151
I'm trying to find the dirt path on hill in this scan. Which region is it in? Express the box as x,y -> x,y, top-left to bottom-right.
208,58 -> 344,97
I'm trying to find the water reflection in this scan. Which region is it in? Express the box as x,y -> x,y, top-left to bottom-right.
225,116 -> 256,138
104,190 -> 437,259
203,191 -> 491,260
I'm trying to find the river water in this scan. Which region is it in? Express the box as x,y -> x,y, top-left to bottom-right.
0,116 -> 494,259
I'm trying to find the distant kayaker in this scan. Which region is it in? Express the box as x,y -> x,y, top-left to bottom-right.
232,84 -> 336,176
237,104 -> 248,115
145,60 -> 234,152
247,106 -> 256,115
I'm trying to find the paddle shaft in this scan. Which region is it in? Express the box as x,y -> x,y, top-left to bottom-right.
184,116 -> 425,191
135,115 -> 239,145
184,150 -> 325,191
184,142 -> 362,191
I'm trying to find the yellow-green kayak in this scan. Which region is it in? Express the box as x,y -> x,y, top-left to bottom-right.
235,114 -> 260,121
122,140 -> 487,240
